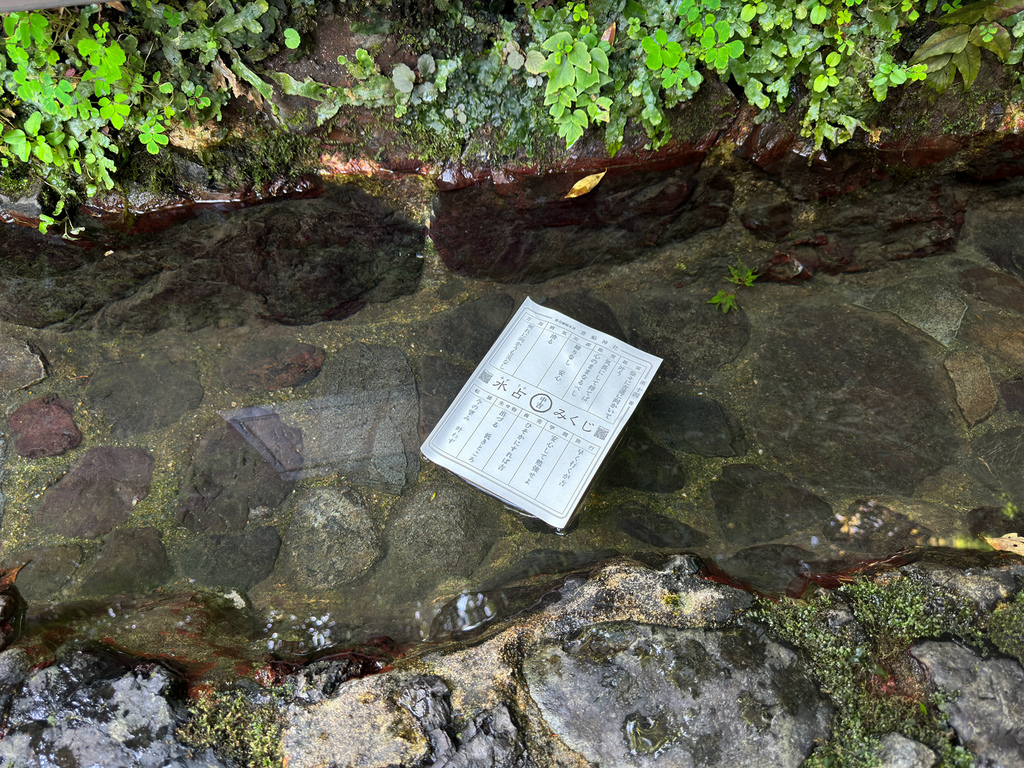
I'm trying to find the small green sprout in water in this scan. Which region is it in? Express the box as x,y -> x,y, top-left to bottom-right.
709,257 -> 758,313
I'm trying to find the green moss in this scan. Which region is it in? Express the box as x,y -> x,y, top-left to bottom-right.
987,583 -> 1024,665
178,686 -> 289,768
748,572 -> 987,768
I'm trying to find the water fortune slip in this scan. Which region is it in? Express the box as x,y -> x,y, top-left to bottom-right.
421,298 -> 662,529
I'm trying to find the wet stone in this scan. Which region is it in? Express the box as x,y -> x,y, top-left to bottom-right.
628,292 -> 749,382
7,394 -> 82,458
824,500 -> 934,557
720,544 -> 819,594
303,343 -> 420,491
616,502 -> 709,550
175,526 -> 281,591
220,338 -> 325,391
543,292 -> 626,340
712,464 -> 833,547
876,733 -> 937,768
739,198 -> 795,242
0,646 -> 229,768
273,487 -> 381,590
959,265 -> 1024,314
963,206 -> 1024,279
2,545 -> 83,602
858,282 -> 966,347
73,527 -> 173,596
0,336 -> 45,394
35,447 -> 154,539
964,311 -> 1024,365
913,641 -> 1024,768
749,302 -> 960,495
639,393 -> 745,457
413,355 -> 469,438
85,357 -> 204,438
415,293 -> 516,366
177,420 -> 297,534
1000,378 -> 1024,414
972,426 -> 1024,503
381,482 -> 502,595
603,429 -> 688,493
523,622 -> 832,767
943,351 -> 997,424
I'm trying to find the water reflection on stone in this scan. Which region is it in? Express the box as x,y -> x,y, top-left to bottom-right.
0,170 -> 1022,686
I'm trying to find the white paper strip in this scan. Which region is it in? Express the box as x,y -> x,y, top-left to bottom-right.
421,298 -> 662,529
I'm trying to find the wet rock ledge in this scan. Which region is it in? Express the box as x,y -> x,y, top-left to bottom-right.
2,556 -> 1023,768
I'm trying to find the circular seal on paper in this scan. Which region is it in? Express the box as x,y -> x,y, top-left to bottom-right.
530,393 -> 553,413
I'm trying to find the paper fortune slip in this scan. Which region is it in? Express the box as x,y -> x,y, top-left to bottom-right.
421,298 -> 662,529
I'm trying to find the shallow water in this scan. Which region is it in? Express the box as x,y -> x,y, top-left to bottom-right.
1,176 -> 1021,681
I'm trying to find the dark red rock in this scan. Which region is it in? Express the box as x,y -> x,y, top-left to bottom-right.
221,341 -> 326,391
34,447 -> 154,539
875,135 -> 963,169
430,147 -> 733,282
8,395 -> 82,458
739,199 -> 794,241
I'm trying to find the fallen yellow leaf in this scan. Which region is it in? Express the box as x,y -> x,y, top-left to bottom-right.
601,22 -> 616,45
106,1 -> 127,11
981,532 -> 1024,554
564,170 -> 607,199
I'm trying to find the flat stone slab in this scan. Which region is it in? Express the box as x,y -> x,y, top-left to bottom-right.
0,337 -> 44,394
944,350 -> 997,424
34,447 -> 154,539
85,357 -> 204,438
524,622 -> 832,767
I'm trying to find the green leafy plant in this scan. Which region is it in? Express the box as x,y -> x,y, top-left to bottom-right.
525,4 -> 613,147
709,257 -> 758,313
909,0 -> 1020,91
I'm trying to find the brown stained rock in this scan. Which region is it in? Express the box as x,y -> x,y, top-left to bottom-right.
944,351 -> 998,425
0,337 -> 45,394
73,527 -> 173,596
34,447 -> 154,539
8,395 -> 82,458
220,340 -> 325,391
964,312 -> 1024,366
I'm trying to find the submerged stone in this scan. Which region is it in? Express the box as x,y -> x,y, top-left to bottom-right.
177,420 -> 297,534
1001,379 -> 1024,414
858,281 -> 966,347
380,482 -> 503,595
639,393 -> 746,457
415,293 -> 516,367
543,292 -> 626,340
220,338 -> 325,391
273,487 -> 381,590
0,336 -> 45,394
85,356 -> 204,438
628,292 -> 749,382
3,545 -> 83,602
7,394 -> 82,458
944,351 -> 997,425
175,526 -> 282,591
711,464 -> 833,547
298,343 -> 420,491
523,622 -> 832,767
73,527 -> 173,596
616,502 -> 709,550
720,544 -> 819,594
748,301 -> 960,495
823,500 -> 934,557
603,429 -> 688,493
959,265 -> 1024,314
35,447 -> 154,539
